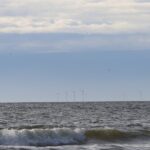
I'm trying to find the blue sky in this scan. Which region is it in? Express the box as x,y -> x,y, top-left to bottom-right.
0,49 -> 150,102
0,0 -> 150,102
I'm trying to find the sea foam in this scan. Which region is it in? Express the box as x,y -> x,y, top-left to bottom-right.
0,128 -> 85,146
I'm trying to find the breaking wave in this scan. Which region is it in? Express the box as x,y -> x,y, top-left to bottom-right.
0,128 -> 149,146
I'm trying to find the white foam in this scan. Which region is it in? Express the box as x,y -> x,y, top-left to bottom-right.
0,128 -> 86,146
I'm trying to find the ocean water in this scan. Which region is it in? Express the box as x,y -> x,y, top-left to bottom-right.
0,102 -> 150,150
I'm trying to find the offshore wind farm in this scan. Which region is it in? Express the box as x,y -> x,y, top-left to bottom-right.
55,90 -> 86,102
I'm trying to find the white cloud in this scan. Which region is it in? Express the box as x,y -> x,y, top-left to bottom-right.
0,33 -> 150,53
0,16 -> 147,34
0,0 -> 150,34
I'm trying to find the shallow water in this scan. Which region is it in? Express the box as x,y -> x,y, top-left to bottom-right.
0,102 -> 150,150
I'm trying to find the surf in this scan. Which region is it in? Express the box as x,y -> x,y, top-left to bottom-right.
0,128 -> 149,146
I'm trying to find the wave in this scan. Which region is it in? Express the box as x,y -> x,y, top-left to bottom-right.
85,129 -> 149,140
0,128 -> 149,146
0,128 -> 85,146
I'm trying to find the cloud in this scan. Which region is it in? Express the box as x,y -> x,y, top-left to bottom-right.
0,16 -> 147,34
0,0 -> 150,34
0,0 -> 150,53
0,33 -> 150,53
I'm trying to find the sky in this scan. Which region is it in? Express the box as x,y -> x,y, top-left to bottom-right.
0,0 -> 150,102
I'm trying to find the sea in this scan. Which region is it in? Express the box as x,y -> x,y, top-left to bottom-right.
0,102 -> 150,150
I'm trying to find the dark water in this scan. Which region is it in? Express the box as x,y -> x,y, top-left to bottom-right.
0,102 -> 150,150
